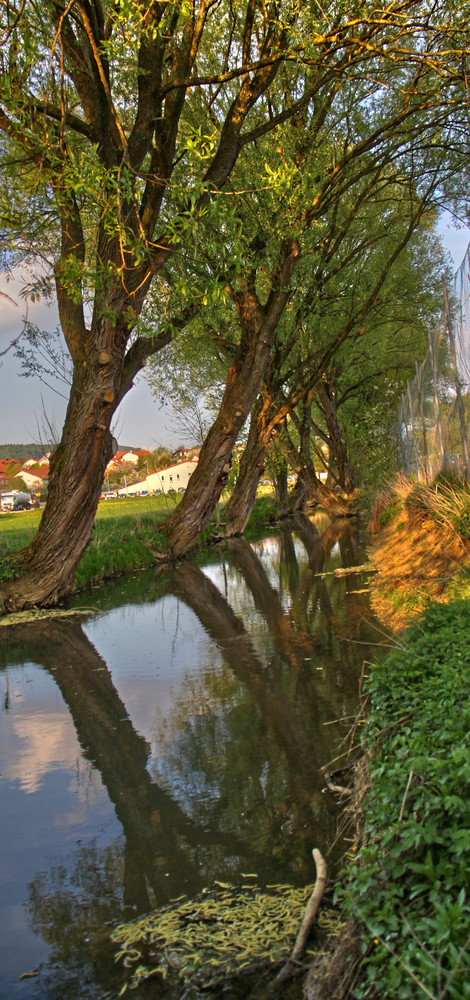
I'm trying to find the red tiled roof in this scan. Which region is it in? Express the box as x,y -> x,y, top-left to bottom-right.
19,466 -> 49,480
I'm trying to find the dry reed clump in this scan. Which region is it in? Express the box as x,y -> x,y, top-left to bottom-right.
369,474 -> 470,630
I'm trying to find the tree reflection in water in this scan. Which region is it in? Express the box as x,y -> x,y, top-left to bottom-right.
0,515 -> 384,999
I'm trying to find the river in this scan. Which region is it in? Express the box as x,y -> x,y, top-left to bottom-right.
0,514 -> 383,1000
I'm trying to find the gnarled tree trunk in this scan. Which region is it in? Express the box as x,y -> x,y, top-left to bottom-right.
317,379 -> 355,493
1,355 -> 124,611
163,240 -> 299,556
224,394 -> 276,535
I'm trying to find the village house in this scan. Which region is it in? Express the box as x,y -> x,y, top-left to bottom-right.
117,457 -> 198,496
105,449 -> 150,473
17,466 -> 50,491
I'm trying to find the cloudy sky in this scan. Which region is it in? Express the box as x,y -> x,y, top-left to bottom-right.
1,215 -> 469,449
0,277 -> 181,450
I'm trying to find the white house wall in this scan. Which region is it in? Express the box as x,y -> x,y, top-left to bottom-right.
117,460 -> 198,496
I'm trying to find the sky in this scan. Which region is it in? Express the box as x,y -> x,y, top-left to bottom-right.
1,215 -> 470,451
0,276 -> 182,450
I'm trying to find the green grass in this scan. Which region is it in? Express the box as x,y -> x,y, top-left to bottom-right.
94,493 -> 180,519
344,600 -> 470,1000
0,495 -> 180,589
0,508 -> 41,545
0,488 -> 281,591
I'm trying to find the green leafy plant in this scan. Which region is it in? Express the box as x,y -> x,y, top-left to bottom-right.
454,502 -> 470,540
345,600 -> 470,999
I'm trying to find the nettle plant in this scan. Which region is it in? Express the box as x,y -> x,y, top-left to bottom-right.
344,600 -> 470,1000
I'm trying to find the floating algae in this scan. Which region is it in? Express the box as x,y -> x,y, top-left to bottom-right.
0,607 -> 98,627
111,882 -> 333,995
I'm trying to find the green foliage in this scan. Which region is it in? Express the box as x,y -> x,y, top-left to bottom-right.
2,477 -> 29,492
344,600 -> 470,999
454,501 -> 470,540
0,510 -> 39,582
0,444 -> 50,461
0,552 -> 22,583
376,498 -> 402,527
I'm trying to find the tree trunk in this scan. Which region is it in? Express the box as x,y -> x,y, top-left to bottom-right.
163,240 -> 299,556
224,395 -> 275,535
163,351 -> 271,556
1,357 -> 120,611
273,459 -> 289,509
281,416 -> 336,508
317,381 -> 355,493
288,477 -> 308,512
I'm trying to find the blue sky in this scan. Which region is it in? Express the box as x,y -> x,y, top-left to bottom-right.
1,216 -> 469,449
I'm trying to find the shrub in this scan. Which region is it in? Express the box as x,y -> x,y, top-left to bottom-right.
345,600 -> 470,1000
454,501 -> 470,540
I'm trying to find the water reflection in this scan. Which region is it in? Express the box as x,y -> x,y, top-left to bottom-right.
0,516 -> 383,999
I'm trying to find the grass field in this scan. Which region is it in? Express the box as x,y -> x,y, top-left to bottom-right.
0,494 -> 181,589
0,487 -> 277,591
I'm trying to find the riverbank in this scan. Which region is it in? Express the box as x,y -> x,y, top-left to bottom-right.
368,473 -> 470,630
3,479 -> 469,999
0,492 -> 278,594
312,475 -> 470,1000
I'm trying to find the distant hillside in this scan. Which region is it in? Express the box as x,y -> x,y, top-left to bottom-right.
0,443 -> 140,461
0,443 -> 53,461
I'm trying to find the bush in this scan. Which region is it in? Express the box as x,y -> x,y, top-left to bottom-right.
454,502 -> 470,540
345,600 -> 470,1000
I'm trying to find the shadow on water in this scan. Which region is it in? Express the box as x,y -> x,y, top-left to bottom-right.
0,515 -> 386,1000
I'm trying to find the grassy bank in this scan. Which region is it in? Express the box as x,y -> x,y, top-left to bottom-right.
317,475 -> 470,1000
369,474 -> 470,629
0,491 -> 278,591
0,494 -> 179,587
340,599 -> 470,1000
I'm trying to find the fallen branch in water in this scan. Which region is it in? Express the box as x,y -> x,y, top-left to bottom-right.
325,775 -> 353,796
313,563 -> 376,579
269,849 -> 327,990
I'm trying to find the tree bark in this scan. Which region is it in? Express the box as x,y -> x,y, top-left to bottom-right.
273,458 -> 289,508
317,380 -> 355,493
224,394 -> 275,535
1,355 -> 123,611
163,240 -> 299,556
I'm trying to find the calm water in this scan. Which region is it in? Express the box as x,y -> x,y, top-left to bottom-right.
0,515 -> 383,1000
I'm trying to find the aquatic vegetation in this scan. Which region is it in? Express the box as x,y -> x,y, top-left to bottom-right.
111,881 -> 336,995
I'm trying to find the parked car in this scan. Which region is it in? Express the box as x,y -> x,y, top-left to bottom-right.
167,488 -> 176,494
177,487 -> 185,493
153,489 -> 162,495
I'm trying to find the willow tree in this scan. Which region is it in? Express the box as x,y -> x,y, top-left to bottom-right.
0,0 -> 314,609
0,0 -> 467,610
224,168 -> 450,531
154,9 -> 470,550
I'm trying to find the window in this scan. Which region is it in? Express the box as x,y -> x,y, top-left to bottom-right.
169,476 -> 173,482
